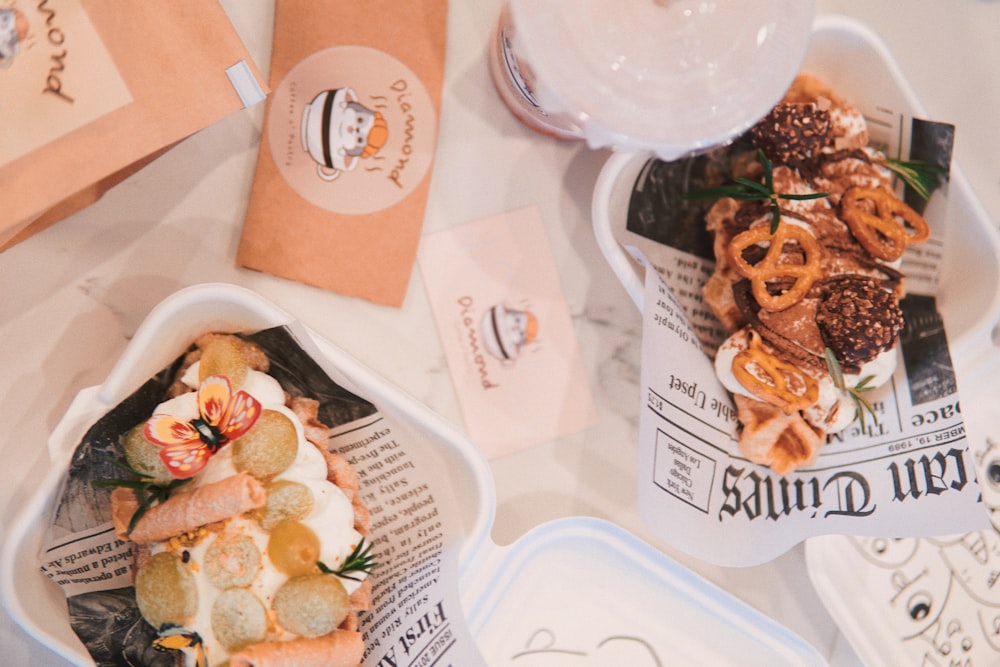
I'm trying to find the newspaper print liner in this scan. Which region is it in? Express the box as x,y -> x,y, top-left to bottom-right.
591,53 -> 993,564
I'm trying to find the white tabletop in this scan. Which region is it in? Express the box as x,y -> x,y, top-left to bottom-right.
2,1 -> 998,664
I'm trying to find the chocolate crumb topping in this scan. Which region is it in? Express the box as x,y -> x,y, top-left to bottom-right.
751,103 -> 831,167
816,276 -> 903,367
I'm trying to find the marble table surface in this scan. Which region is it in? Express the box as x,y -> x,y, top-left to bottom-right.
2,1 -> 999,664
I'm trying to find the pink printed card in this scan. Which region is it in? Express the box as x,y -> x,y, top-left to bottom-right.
418,206 -> 597,458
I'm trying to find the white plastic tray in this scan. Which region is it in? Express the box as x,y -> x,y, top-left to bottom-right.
463,517 -> 823,666
592,14 -> 1000,374
1,283 -> 824,666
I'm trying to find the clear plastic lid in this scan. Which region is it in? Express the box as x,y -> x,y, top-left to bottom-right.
508,0 -> 816,159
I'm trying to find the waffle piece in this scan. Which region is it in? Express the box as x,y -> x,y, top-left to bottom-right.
734,394 -> 824,475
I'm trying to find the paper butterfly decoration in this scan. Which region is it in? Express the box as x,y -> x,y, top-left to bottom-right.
153,625 -> 207,667
145,375 -> 261,479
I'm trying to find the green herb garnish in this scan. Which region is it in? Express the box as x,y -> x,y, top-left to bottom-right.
684,149 -> 830,233
92,458 -> 192,535
318,537 -> 377,582
824,347 -> 878,433
877,154 -> 943,201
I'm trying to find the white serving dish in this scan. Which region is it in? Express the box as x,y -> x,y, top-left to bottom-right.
0,283 -> 824,666
592,14 -> 1000,374
591,14 -> 1000,665
463,517 -> 823,666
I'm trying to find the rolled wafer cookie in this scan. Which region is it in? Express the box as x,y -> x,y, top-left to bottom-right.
114,471 -> 266,544
229,630 -> 364,667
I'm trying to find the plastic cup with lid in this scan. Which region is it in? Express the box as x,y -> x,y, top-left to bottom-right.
489,0 -> 817,160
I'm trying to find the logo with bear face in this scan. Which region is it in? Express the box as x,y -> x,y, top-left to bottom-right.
300,87 -> 389,181
268,45 -> 437,216
480,302 -> 539,364
0,6 -> 29,68
456,296 -> 541,391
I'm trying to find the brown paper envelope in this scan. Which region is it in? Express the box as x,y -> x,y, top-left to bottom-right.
0,145 -> 175,251
237,0 -> 448,307
1,0 -> 267,248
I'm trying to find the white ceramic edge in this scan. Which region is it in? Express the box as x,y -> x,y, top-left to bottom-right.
1,384 -> 116,665
591,148 -> 647,310
943,162 -> 1000,363
0,282 -> 496,666
2,436 -> 97,665
590,13 -> 1000,369
464,516 -> 827,665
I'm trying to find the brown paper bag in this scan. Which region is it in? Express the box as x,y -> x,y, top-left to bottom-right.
1,0 -> 268,250
237,0 -> 448,307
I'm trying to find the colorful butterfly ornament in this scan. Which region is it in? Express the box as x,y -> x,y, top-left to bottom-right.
153,624 -> 208,667
145,375 -> 261,479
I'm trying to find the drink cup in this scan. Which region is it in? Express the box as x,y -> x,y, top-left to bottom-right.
489,0 -> 816,160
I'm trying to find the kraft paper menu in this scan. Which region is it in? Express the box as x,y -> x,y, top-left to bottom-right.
238,0 -> 447,307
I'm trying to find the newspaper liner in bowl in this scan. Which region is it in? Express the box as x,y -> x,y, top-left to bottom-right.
0,283 -> 824,666
591,15 -> 1000,567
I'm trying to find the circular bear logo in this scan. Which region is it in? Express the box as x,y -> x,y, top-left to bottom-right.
267,45 -> 437,215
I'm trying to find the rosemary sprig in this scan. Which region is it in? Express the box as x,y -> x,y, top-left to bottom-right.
684,149 -> 830,233
92,458 -> 192,535
824,347 -> 878,433
318,537 -> 377,582
877,155 -> 942,201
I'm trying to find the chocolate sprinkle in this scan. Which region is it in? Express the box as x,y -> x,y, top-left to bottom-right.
751,103 -> 832,167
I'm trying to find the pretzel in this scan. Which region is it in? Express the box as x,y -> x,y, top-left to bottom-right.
840,186 -> 930,261
727,222 -> 823,311
732,331 -> 819,414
